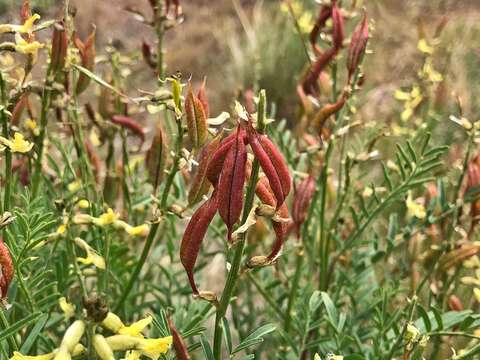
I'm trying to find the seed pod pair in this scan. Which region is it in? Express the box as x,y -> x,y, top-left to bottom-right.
217,126 -> 248,241
110,115 -> 146,143
146,127 -> 168,192
185,82 -> 208,149
347,13 -> 369,83
73,27 -> 96,94
51,21 -> 68,74
205,130 -> 241,186
292,176 -> 316,239
180,193 -> 218,294
247,123 -> 291,208
0,239 -> 13,301
188,136 -> 222,206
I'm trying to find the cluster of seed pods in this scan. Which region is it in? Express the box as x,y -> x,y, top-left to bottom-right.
181,120 -> 291,295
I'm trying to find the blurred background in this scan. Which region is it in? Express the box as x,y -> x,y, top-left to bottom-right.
1,0 -> 480,123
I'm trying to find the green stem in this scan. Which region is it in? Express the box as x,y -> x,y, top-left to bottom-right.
212,90 -> 267,359
285,245 -> 304,331
319,143 -> 333,290
0,307 -> 18,352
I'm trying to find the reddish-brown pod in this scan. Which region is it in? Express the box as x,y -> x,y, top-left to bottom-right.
197,78 -> 210,119
347,12 -> 369,83
217,127 -> 248,241
110,115 -> 145,143
310,5 -> 331,56
146,127 -> 168,192
168,318 -> 191,360
185,83 -> 208,149
51,21 -> 68,74
301,47 -> 337,97
312,93 -> 346,133
142,40 -> 156,69
10,93 -> 29,126
205,131 -> 238,186
180,194 -> 218,294
0,239 -> 14,301
331,0 -> 344,50
247,124 -> 290,208
73,27 -> 96,94
188,136 -> 222,207
292,176 -> 316,239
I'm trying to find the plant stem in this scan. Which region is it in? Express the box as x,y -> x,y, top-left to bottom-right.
212,90 -> 267,359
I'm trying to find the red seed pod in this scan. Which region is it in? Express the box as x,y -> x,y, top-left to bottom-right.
447,295 -> 464,312
292,176 -> 316,239
301,47 -> 337,96
310,5 -> 332,56
197,78 -> 210,119
467,156 -> 480,236
110,115 -> 145,143
0,239 -> 14,301
331,1 -> 344,51
142,40 -> 156,69
168,318 -> 191,360
10,93 -> 29,126
146,127 -> 168,192
73,27 -> 96,94
347,13 -> 369,83
217,127 -> 248,241
51,21 -> 68,74
180,194 -> 218,294
205,131 -> 238,186
185,83 -> 208,149
188,136 -> 222,207
247,124 -> 290,208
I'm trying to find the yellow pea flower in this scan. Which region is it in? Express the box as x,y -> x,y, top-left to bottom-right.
0,14 -> 40,34
93,334 -> 115,360
74,238 -> 105,269
123,351 -> 141,360
14,33 -> 44,58
136,336 -> 172,360
25,119 -> 40,136
77,199 -> 90,209
118,316 -> 153,337
58,297 -> 75,319
10,353 -> 54,360
115,220 -> 150,237
102,312 -> 125,333
0,132 -> 33,153
406,192 -> 426,220
93,208 -> 118,226
417,38 -> 434,54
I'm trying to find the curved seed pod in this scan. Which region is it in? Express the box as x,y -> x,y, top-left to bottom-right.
110,115 -> 145,143
217,127 -> 248,241
0,239 -> 14,301
197,78 -> 210,119
310,5 -> 331,56
168,318 -> 191,360
205,131 -> 239,186
188,136 -> 222,206
180,194 -> 218,294
185,83 -> 208,149
146,127 -> 168,192
347,12 -> 369,83
331,1 -> 344,50
10,92 -> 29,126
438,244 -> 480,271
248,125 -> 290,207
51,21 -> 68,74
292,176 -> 316,239
312,93 -> 346,134
142,40 -> 156,69
73,27 -> 96,94
301,47 -> 337,97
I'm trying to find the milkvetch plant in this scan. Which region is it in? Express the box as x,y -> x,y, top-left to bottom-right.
0,0 -> 479,359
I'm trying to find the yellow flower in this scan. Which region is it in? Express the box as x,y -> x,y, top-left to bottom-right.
118,316 -> 153,337
93,208 -> 118,226
14,33 -> 44,58
77,199 -> 90,209
0,132 -> 33,153
68,181 -> 81,192
25,119 -> 40,136
102,312 -> 125,333
0,14 -> 40,34
406,192 -> 426,219
10,352 -> 54,360
136,336 -> 172,360
115,220 -> 150,237
75,237 -> 106,269
59,297 -> 75,319
417,38 -> 434,54
93,334 -> 115,360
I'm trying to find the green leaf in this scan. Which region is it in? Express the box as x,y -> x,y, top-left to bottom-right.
321,292 -> 338,326
0,312 -> 42,343
417,304 -> 431,332
19,313 -> 49,353
72,64 -> 128,99
221,317 -> 233,354
200,334 -> 215,360
233,323 -> 276,354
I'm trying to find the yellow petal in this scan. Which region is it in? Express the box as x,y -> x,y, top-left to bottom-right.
0,132 -> 33,153
10,352 -> 54,360
124,351 -> 142,360
137,336 -> 172,359
101,312 -> 125,333
474,288 -> 480,303
59,297 -> 75,319
93,208 -> 118,226
118,316 -> 152,337
18,14 -> 41,33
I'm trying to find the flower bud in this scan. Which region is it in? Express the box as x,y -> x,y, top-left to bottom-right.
93,334 -> 115,360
